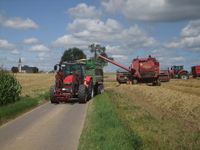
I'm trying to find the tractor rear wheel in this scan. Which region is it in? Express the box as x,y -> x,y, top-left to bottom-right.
78,84 -> 88,103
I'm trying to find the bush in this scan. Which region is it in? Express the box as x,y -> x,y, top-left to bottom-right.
0,71 -> 22,105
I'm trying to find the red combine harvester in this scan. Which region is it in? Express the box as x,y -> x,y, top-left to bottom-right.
159,69 -> 170,82
191,65 -> 200,78
98,55 -> 161,86
170,65 -> 189,80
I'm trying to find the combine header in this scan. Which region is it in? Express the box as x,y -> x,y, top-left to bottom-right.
98,54 -> 161,86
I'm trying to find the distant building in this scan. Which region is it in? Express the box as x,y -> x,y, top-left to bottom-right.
11,58 -> 39,73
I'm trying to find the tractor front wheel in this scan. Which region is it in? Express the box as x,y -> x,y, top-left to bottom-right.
50,86 -> 58,104
78,84 -> 88,103
180,74 -> 189,80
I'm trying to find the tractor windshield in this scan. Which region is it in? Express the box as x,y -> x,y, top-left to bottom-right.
171,66 -> 183,71
63,64 -> 84,76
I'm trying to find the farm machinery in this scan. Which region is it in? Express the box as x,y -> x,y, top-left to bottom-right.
98,55 -> 161,86
170,65 -> 189,80
159,69 -> 170,82
50,59 -> 104,103
191,65 -> 200,78
116,69 -> 132,84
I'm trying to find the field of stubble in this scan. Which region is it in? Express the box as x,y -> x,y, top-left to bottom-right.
104,74 -> 200,149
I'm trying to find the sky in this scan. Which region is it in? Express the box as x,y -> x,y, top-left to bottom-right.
0,0 -> 200,72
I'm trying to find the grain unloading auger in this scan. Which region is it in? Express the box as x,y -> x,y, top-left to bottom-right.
98,54 -> 161,86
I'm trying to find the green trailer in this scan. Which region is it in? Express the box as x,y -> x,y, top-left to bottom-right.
79,59 -> 104,95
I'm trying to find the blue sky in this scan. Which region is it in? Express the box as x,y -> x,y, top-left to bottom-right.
0,0 -> 200,72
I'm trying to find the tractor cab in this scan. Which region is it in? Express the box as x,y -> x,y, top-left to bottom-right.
171,65 -> 183,73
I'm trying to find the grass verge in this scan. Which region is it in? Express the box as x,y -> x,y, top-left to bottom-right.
78,92 -> 142,150
0,91 -> 49,125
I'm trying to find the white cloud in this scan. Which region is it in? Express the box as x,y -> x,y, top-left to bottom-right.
102,0 -> 200,22
167,20 -> 200,51
112,55 -> 128,60
0,14 -> 39,29
11,49 -> 20,54
53,18 -> 156,53
52,35 -> 88,49
23,38 -> 40,45
68,3 -> 101,19
29,44 -> 49,52
0,39 -> 15,50
38,52 -> 50,60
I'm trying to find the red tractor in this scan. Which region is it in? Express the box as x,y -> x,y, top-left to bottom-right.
98,55 -> 161,86
170,65 -> 189,80
50,62 -> 93,103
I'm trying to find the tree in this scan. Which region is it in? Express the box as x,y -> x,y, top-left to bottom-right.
60,47 -> 86,63
11,67 -> 19,73
32,67 -> 39,73
89,43 -> 113,67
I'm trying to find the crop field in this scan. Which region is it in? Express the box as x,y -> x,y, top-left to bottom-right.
15,73 -> 55,97
103,74 -> 200,149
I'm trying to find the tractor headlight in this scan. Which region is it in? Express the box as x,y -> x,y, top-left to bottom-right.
62,87 -> 72,92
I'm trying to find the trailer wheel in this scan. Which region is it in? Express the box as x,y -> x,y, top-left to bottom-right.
78,84 -> 88,103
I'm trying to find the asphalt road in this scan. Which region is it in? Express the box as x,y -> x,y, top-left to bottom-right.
0,102 -> 88,150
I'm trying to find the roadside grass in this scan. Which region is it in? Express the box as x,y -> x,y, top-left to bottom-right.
78,92 -> 142,150
0,91 -> 49,125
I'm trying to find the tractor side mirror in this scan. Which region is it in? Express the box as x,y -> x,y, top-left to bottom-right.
54,65 -> 57,71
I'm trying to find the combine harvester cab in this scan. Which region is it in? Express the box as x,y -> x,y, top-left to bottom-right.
98,54 -> 161,86
50,60 -> 104,104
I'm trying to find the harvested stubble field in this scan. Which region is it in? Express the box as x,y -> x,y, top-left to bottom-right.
104,74 -> 200,149
15,73 -> 55,97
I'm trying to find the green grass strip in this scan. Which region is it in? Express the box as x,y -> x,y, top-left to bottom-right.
78,92 -> 142,150
0,92 -> 49,125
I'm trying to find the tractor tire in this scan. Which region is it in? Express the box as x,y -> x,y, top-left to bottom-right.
180,74 -> 189,80
50,86 -> 58,104
78,84 -> 88,103
97,84 -> 104,94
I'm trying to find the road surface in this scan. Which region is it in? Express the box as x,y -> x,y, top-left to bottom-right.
0,102 -> 88,150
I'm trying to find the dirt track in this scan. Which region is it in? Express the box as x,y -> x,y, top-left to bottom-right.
0,102 -> 88,150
